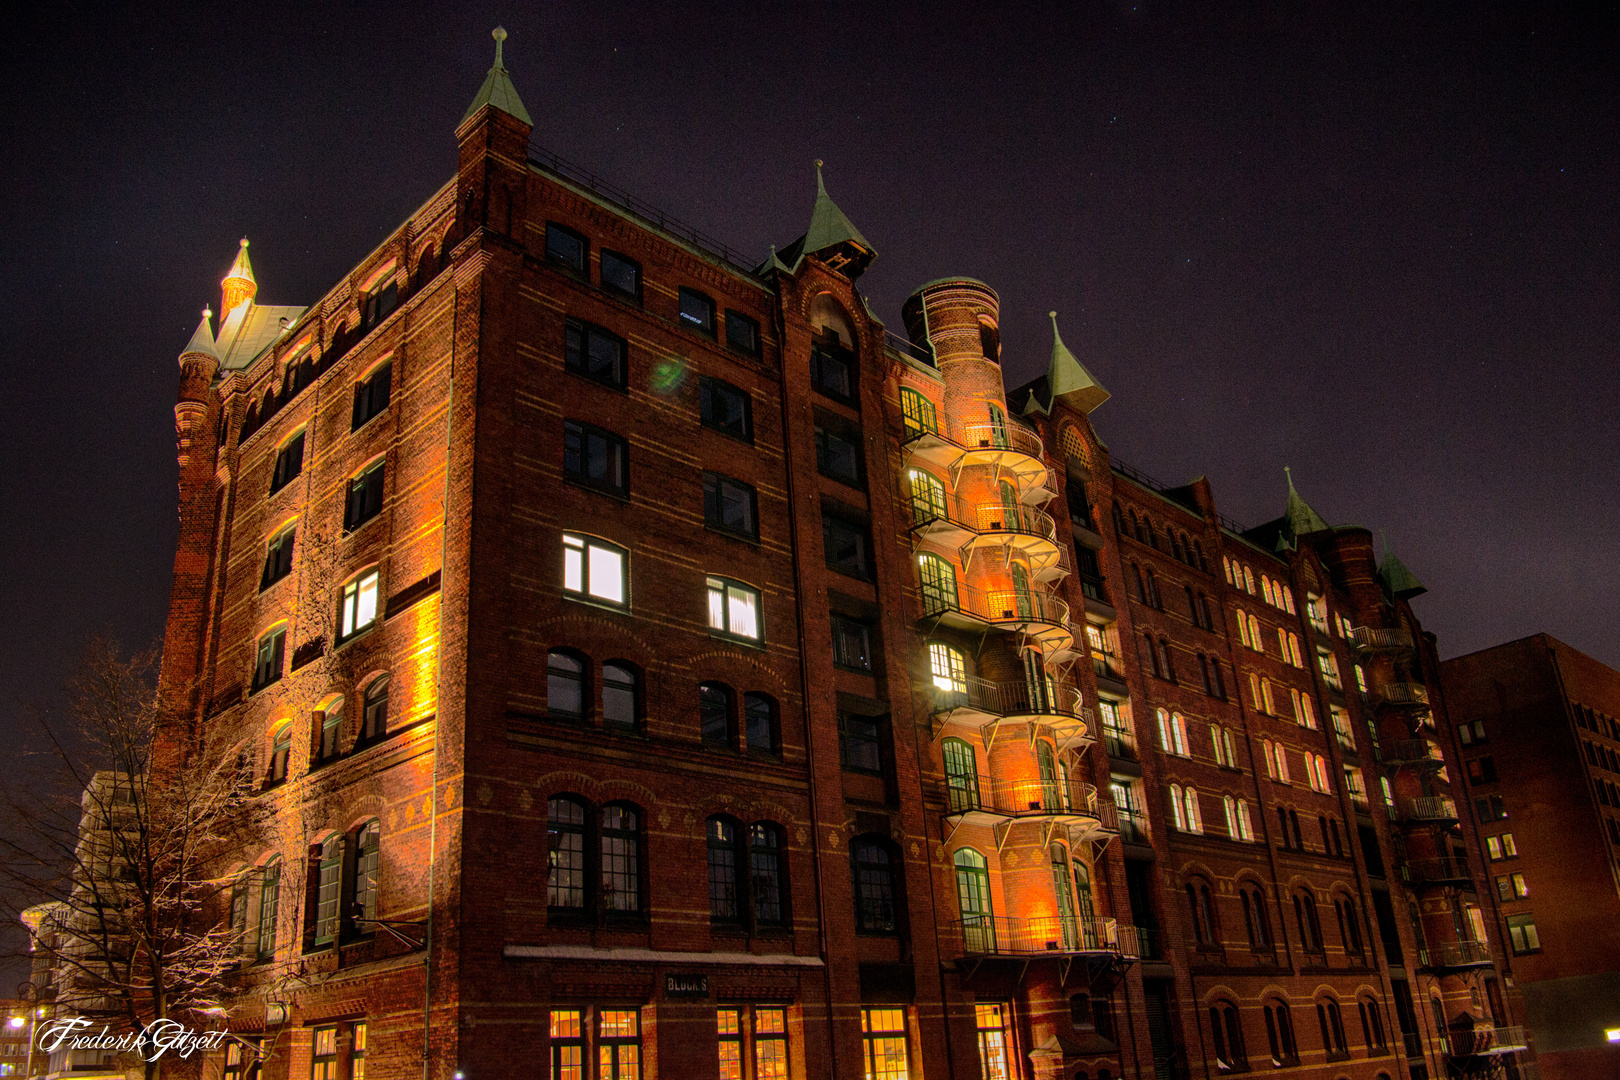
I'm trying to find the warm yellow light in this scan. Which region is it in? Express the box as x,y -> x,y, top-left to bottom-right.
7,1017 -> 23,1029
1607,1027 -> 1620,1043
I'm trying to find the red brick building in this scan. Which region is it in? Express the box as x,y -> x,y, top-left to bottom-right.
1438,635 -> 1620,1080
153,30 -> 1532,1080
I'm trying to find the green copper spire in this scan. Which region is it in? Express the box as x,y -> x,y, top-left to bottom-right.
1284,466 -> 1330,536
462,27 -> 533,127
1378,545 -> 1427,600
801,160 -> 874,277
182,307 -> 217,360
1046,311 -> 1110,414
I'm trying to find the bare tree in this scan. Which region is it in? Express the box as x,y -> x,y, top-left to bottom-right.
0,638 -> 268,1080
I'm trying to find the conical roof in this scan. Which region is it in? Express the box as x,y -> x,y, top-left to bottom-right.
223,237 -> 254,288
800,161 -> 874,277
1379,550 -> 1427,599
182,308 -> 217,360
461,27 -> 532,127
1046,311 -> 1110,414
1284,467 -> 1330,536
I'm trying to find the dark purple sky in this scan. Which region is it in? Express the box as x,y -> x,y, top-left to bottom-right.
3,1 -> 1617,732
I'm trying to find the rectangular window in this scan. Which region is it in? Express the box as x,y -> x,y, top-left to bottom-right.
344,460 -> 386,531
598,1010 -> 641,1080
1475,795 -> 1507,823
703,472 -> 758,539
718,1009 -> 742,1080
338,570 -> 380,642
545,222 -> 587,273
815,422 -> 864,487
1317,649 -> 1342,690
725,311 -> 761,356
600,250 -> 641,302
680,287 -> 716,335
360,282 -> 398,332
840,715 -> 883,774
831,616 -> 873,672
257,862 -> 281,958
1468,756 -> 1499,783
563,534 -> 628,608
351,1023 -> 366,1080
270,431 -> 305,494
754,1008 -> 788,1080
1506,913 -> 1540,954
976,1003 -> 1011,1080
564,318 -> 628,389
717,1007 -> 788,1080
700,376 -> 753,442
862,1008 -> 909,1080
810,338 -> 857,403
564,420 -> 629,496
822,514 -> 871,579
261,525 -> 296,589
351,362 -> 392,430
252,628 -> 286,692
550,1010 -> 584,1080
310,1027 -> 337,1080
707,577 -> 761,641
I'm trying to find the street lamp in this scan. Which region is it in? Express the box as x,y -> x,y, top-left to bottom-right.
8,1011 -> 38,1080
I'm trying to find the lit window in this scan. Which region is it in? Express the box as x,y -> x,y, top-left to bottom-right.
863,1008 -> 909,1079
598,1010 -> 641,1079
975,1003 -> 1011,1080
351,362 -> 392,430
929,642 -> 967,695
550,1010 -> 584,1080
311,1026 -> 337,1080
707,576 -> 761,641
1506,913 -> 1540,953
261,524 -> 296,590
351,1023 -> 367,1080
338,570 -> 380,642
718,1009 -> 743,1079
754,1008 -> 788,1079
270,430 -> 305,494
679,287 -> 716,334
564,319 -> 628,389
600,250 -> 641,303
564,534 -> 628,608
900,388 -> 936,437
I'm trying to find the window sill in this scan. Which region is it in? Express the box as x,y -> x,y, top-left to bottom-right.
249,679 -> 282,697
343,513 -> 383,537
563,592 -> 631,616
564,475 -> 631,501
699,422 -> 755,446
562,366 -> 629,394
704,522 -> 760,545
350,409 -> 390,438
827,565 -> 873,583
832,663 -> 875,676
334,623 -> 379,651
817,470 -> 867,491
708,629 -> 764,649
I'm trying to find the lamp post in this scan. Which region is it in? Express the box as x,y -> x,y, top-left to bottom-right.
9,1009 -> 38,1080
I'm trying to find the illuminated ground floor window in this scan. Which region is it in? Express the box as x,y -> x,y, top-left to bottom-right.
976,1003 -> 1012,1080
862,1008 -> 909,1080
718,1006 -> 789,1079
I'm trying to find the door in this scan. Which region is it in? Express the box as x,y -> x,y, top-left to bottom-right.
954,848 -> 995,953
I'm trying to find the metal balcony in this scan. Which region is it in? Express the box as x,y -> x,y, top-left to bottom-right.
1381,737 -> 1446,769
1398,796 -> 1459,825
908,494 -> 1068,581
1446,1026 -> 1530,1057
1401,856 -> 1474,888
1377,682 -> 1431,711
1352,626 -> 1415,654
955,915 -> 1144,959
918,581 -> 1075,658
930,678 -> 1091,751
1417,940 -> 1493,970
902,424 -> 1054,502
944,778 -> 1114,827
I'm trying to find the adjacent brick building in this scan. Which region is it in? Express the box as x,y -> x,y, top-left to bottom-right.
1438,634 -> 1620,1080
150,29 -> 1534,1080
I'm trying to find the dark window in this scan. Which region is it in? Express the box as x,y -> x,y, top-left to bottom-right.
744,692 -> 777,754
810,337 -> 857,402
563,420 -> 628,496
351,362 -> 392,430
700,681 -> 735,748
548,650 -> 587,721
852,837 -> 898,933
344,460 -> 386,531
268,724 -> 291,783
600,250 -> 641,302
545,223 -> 587,273
547,797 -> 588,909
707,819 -> 788,932
699,376 -> 752,441
815,421 -> 864,487
349,822 -> 380,934
823,514 -> 871,578
270,431 -> 305,494
252,628 -> 285,692
1264,1002 -> 1298,1065
314,702 -> 342,765
840,714 -> 883,774
564,319 -> 628,389
707,816 -> 741,921
311,836 -> 342,946
361,675 -> 390,742
703,472 -> 758,538
831,615 -> 873,672
725,311 -> 761,356
679,287 -> 716,335
1209,1002 -> 1246,1071
1468,756 -> 1498,783
1476,795 -> 1507,823
602,662 -> 639,730
750,823 -> 785,925
261,525 -> 295,589
600,805 -> 641,914
979,321 -> 1000,362
360,281 -> 398,332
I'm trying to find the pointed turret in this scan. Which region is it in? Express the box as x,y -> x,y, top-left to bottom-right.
462,27 -> 533,127
220,238 -> 256,315
795,160 -> 874,278
1284,466 -> 1330,536
1378,548 -> 1427,600
1045,311 -> 1110,414
181,307 -> 218,361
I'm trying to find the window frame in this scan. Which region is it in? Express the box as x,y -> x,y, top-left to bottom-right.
724,310 -> 762,357
544,222 -> 588,274
707,576 -> 763,642
702,471 -> 760,540
679,286 -> 717,336
252,626 -> 287,693
599,249 -> 642,304
344,459 -> 386,532
851,838 -> 900,935
351,361 -> 393,432
563,533 -> 629,610
337,568 -> 381,645
563,419 -> 630,497
809,334 -> 858,404
563,317 -> 629,391
699,376 -> 753,443
270,430 -> 306,494
261,523 -> 296,590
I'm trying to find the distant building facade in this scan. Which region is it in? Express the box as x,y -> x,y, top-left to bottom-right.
149,30 -> 1534,1080
1439,634 -> 1620,1080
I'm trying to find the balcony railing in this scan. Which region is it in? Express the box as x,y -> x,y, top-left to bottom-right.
973,503 -> 1058,541
1446,1026 -> 1529,1056
1092,653 -> 1126,683
1116,810 -> 1149,844
1402,856 -> 1474,887
1378,682 -> 1431,708
957,422 -> 1045,460
1399,796 -> 1459,824
1352,626 -> 1416,653
1418,940 -> 1493,969
1102,725 -> 1136,762
955,915 -> 1144,959
1382,738 -> 1446,768
944,778 -> 1115,829
920,581 -> 1071,630
932,677 -> 1082,720
1077,573 -> 1108,604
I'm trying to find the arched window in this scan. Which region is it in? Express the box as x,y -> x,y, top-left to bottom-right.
851,836 -> 898,933
979,319 -> 1000,362
361,675 -> 390,741
314,700 -> 343,765
547,649 -> 588,721
744,692 -> 778,754
707,816 -> 742,923
1169,784 -> 1186,831
1172,533 -> 1186,562
1010,561 -> 1033,617
1294,888 -> 1323,953
998,479 -> 1020,526
1317,996 -> 1348,1056
953,848 -> 993,951
1264,1000 -> 1297,1065
1335,894 -> 1364,955
926,645 -> 967,705
1182,786 -> 1202,833
700,681 -> 735,748
311,835 -> 343,946
1133,511 -> 1147,543
268,724 -> 292,784
987,403 -> 1009,448
942,738 -> 979,813
899,388 -> 936,437
1112,502 -> 1127,536
602,661 -> 639,729
1240,884 -> 1271,950
1186,880 -> 1217,946
600,805 -> 640,913
907,468 -> 948,525
749,822 -> 786,926
349,820 -> 380,935
547,797 -> 588,910
1209,1000 -> 1246,1070
1037,741 -> 1061,808
917,552 -> 958,614
1223,795 -> 1239,837
1193,540 -> 1206,571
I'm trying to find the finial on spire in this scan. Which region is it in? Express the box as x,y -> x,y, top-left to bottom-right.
461,26 -> 532,127
239,237 -> 248,250
203,306 -> 212,320
493,26 -> 507,68
1042,310 -> 1109,415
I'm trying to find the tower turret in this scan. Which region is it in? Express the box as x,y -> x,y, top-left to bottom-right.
220,238 -> 256,316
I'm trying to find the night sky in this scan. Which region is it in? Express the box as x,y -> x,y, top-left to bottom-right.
4,2 -> 1617,738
